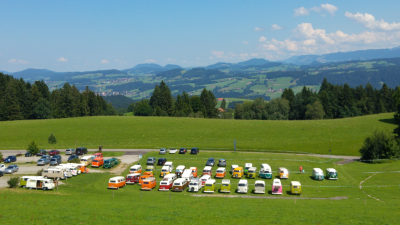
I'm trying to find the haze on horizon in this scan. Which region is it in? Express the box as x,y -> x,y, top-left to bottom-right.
1,0 -> 400,72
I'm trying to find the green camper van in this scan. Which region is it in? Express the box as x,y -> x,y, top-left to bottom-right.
103,158 -> 119,169
326,168 -> 338,180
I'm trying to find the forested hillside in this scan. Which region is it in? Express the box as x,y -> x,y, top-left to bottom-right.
0,72 -> 116,121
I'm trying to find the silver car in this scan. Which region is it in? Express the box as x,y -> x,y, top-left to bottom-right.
37,158 -> 50,166
4,165 -> 19,174
49,158 -> 60,166
159,148 -> 167,155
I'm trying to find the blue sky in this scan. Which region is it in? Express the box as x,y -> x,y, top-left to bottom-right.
1,0 -> 400,72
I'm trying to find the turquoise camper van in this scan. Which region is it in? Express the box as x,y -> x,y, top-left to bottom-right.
312,168 -> 324,180
259,164 -> 272,179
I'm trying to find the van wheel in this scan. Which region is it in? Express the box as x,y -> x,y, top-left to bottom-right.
117,187 -> 119,190
43,187 -> 47,191
22,185 -> 26,188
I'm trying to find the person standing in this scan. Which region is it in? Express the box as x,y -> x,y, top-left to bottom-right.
64,171 -> 68,181
299,166 -> 303,174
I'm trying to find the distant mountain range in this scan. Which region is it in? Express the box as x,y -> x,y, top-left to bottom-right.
283,46 -> 400,65
122,63 -> 182,74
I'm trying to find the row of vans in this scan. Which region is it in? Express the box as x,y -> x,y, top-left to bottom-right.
312,168 -> 338,180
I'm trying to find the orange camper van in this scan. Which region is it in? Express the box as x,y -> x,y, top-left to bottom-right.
138,174 -> 154,185
140,177 -> 157,191
92,157 -> 104,168
190,167 -> 198,178
108,176 -> 126,189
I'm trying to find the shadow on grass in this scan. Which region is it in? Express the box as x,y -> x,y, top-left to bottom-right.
378,118 -> 397,125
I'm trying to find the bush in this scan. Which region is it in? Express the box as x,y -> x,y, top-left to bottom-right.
36,169 -> 44,176
7,177 -> 20,188
69,158 -> 81,163
0,151 -> 3,161
360,130 -> 400,161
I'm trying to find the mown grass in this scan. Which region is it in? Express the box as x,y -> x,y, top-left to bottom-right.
0,113 -> 396,155
0,151 -> 399,224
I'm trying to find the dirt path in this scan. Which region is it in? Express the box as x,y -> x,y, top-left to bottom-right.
187,194 -> 347,200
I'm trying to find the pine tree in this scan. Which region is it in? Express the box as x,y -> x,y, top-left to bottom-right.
48,133 -> 57,149
221,98 -> 227,110
0,81 -> 24,121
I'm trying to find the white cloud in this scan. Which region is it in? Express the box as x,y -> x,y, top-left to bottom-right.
311,4 -> 338,16
296,4 -> 338,17
239,53 -> 249,59
8,58 -> 30,64
242,40 -> 249,45
271,24 -> 282,30
294,7 -> 310,16
57,57 -> 68,62
250,53 -> 259,57
144,59 -> 156,63
254,27 -> 264,31
259,36 -> 267,42
345,12 -> 400,31
182,60 -> 188,63
211,50 -> 224,58
101,59 -> 109,64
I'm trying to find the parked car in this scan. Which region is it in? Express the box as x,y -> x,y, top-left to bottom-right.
190,147 -> 199,154
126,173 -> 141,184
179,148 -> 187,154
0,171 -> 3,177
36,149 -> 47,156
237,179 -> 248,194
159,148 -> 167,155
4,156 -> 17,163
67,155 -> 80,162
169,149 -> 177,154
25,152 -> 33,157
92,157 -> 104,167
37,158 -> 50,166
65,148 -> 75,155
49,157 -> 61,166
218,159 -> 226,167
244,163 -> 252,175
103,158 -> 118,169
0,164 -> 5,172
49,150 -> 60,156
203,179 -> 216,193
206,158 -> 215,166
220,179 -> 231,193
76,147 -> 88,155
215,168 -> 226,178
146,157 -> 156,165
140,177 -> 157,191
158,158 -> 167,166
4,164 -> 19,174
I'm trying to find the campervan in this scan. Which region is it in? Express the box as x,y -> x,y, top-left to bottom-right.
259,164 -> 272,179
129,165 -> 142,174
126,173 -> 141,184
202,166 -> 212,176
232,167 -> 244,178
220,179 -> 231,193
26,177 -> 55,190
139,174 -> 154,185
141,177 -> 157,191
108,176 -> 126,189
290,181 -> 301,195
215,167 -> 226,178
182,169 -> 194,182
254,180 -> 265,194
42,168 -> 66,179
200,175 -> 211,187
144,166 -> 155,175
312,168 -> 324,180
203,179 -> 216,193
20,176 -> 44,188
231,164 -> 239,174
172,178 -> 188,192
237,179 -> 248,193
67,163 -> 87,173
162,173 -> 177,182
190,167 -> 198,178
247,167 -> 257,179
91,157 -> 104,168
58,164 -> 79,176
279,167 -> 289,179
188,178 -> 202,192
244,163 -> 252,175
175,165 -> 185,178
326,168 -> 338,180
272,179 -> 283,194
80,156 -> 93,167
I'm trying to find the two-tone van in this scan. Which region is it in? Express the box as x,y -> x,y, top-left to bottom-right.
141,177 -> 156,191
312,168 -> 324,180
215,167 -> 226,178
200,175 -> 211,187
80,156 -> 92,167
202,166 -> 212,176
126,173 -> 141,184
42,168 -> 66,179
20,176 -> 44,188
259,164 -> 272,179
159,179 -> 173,191
326,168 -> 338,180
26,177 -> 55,190
175,165 -> 185,178
108,176 -> 126,189
130,165 -> 142,174
279,167 -> 289,179
172,178 -> 188,192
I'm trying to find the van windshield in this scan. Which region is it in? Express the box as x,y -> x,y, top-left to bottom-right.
174,183 -> 181,186
217,170 -> 224,173
81,159 -> 86,161
143,182 -> 149,184
222,184 -> 229,187
205,184 -> 212,187
238,183 -> 246,186
329,172 -> 337,176
93,160 -> 99,162
109,180 -> 116,183
146,169 -> 152,171
162,169 -> 168,172
255,184 -> 264,187
203,170 -> 210,172
160,182 -> 168,185
190,183 -> 197,186
176,169 -> 182,172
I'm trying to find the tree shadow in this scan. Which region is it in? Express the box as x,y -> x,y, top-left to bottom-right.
378,118 -> 397,125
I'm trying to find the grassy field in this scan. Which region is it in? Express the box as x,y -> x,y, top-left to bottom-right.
0,113 -> 396,156
0,151 -> 399,224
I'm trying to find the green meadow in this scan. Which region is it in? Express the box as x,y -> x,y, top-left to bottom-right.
0,151 -> 399,224
0,113 -> 396,155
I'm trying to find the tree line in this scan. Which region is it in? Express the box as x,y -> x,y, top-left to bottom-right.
234,78 -> 397,120
0,72 -> 116,121
128,80 -> 223,118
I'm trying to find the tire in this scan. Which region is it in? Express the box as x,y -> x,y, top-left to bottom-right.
117,187 -> 119,190
43,187 -> 47,191
22,185 -> 26,188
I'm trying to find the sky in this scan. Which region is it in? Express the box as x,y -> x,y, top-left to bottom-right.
1,0 -> 400,72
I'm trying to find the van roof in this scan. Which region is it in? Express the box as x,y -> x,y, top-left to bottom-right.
110,176 -> 125,180
204,166 -> 212,170
222,179 -> 230,184
126,173 -> 141,177
313,168 -> 323,172
326,168 -> 336,172
255,180 -> 265,184
231,164 -> 239,167
245,163 -> 252,167
200,175 -> 211,179
81,156 -> 91,160
165,162 -> 173,165
131,165 -> 141,169
174,178 -> 186,182
273,179 -> 282,185
176,165 -> 185,169
164,174 -> 176,178
278,167 -> 287,170
249,167 -> 257,170
234,167 -> 243,170
291,181 -> 301,186
205,179 -> 216,184
239,179 -> 248,184
190,167 -> 197,170
22,176 -> 43,179
143,177 -> 155,181
216,167 -> 226,171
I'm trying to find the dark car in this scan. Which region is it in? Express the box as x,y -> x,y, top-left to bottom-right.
206,158 -> 215,166
146,157 -> 156,165
25,152 -> 33,157
36,149 -> 47,156
218,159 -> 226,167
49,150 -> 60,156
0,171 -> 3,177
76,147 -> 88,155
190,148 -> 199,154
68,155 -> 80,162
179,148 -> 187,154
4,156 -> 17,163
158,158 -> 167,166
49,157 -> 61,166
